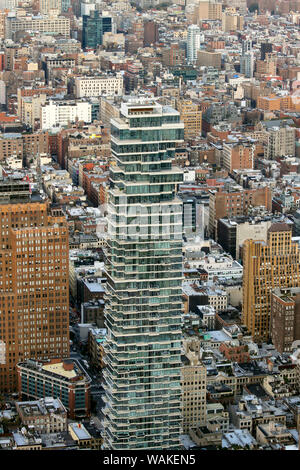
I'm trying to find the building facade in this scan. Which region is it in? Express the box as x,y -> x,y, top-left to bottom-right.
17,359 -> 91,419
0,180 -> 69,392
102,99 -> 184,450
208,187 -> 272,238
15,397 -> 68,433
177,100 -> 202,141
82,11 -> 112,50
197,0 -> 222,20
242,223 -> 300,342
181,351 -> 207,433
187,25 -> 201,65
75,74 -> 123,98
5,15 -> 70,39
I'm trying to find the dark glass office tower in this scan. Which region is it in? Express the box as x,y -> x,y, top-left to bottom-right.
82,11 -> 112,49
102,99 -> 184,449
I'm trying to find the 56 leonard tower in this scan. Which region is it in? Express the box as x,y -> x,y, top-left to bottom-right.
102,99 -> 184,450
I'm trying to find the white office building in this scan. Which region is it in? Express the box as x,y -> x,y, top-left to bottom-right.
75,73 -> 123,98
41,100 -> 92,129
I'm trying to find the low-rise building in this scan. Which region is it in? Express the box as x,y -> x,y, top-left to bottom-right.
256,421 -> 297,447
68,422 -> 102,450
15,397 -> 68,434
17,359 -> 91,419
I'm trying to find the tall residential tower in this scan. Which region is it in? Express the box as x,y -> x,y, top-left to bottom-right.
102,99 -> 184,450
187,25 -> 201,65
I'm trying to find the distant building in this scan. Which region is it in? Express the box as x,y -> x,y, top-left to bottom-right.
222,141 -> 254,173
41,100 -> 92,129
208,186 -> 272,238
68,422 -> 102,449
261,42 -> 273,61
217,214 -> 278,260
181,350 -> 207,432
82,11 -> 112,50
5,14 -> 70,40
15,397 -> 68,433
197,0 -> 222,20
197,51 -> 221,70
39,0 -> 62,14
177,100 -> 202,140
74,74 -> 123,99
222,8 -> 244,32
143,20 -> 158,46
187,25 -> 201,64
243,223 -> 300,342
161,43 -> 185,67
0,181 -> 69,393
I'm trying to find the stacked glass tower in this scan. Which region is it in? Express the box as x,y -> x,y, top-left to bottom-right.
102,99 -> 184,450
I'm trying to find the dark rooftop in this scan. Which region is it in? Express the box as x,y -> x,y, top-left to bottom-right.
268,223 -> 292,233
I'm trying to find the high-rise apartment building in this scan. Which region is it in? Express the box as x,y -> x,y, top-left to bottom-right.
0,179 -> 69,392
82,10 -> 102,49
243,223 -> 300,342
132,18 -> 144,42
102,99 -> 184,450
82,11 -> 112,50
187,25 -> 201,64
240,52 -> 254,78
265,125 -> 296,159
255,53 -> 277,78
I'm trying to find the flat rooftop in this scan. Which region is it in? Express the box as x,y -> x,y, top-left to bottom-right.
69,423 -> 91,440
42,362 -> 77,379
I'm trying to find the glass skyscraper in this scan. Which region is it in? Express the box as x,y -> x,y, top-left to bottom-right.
102,99 -> 184,450
82,11 -> 112,50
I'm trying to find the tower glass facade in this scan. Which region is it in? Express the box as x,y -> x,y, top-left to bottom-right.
102,99 -> 184,450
